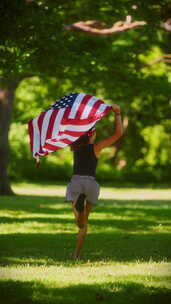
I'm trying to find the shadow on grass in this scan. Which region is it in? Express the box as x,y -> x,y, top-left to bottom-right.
0,194 -> 171,215
0,279 -> 171,304
0,230 -> 170,266
0,195 -> 68,213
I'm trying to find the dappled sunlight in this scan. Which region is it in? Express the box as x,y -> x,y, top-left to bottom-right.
12,183 -> 66,197
1,261 -> 170,282
12,183 -> 171,200
100,188 -> 171,200
0,183 -> 171,304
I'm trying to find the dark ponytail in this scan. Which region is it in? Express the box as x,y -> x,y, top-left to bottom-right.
71,133 -> 89,151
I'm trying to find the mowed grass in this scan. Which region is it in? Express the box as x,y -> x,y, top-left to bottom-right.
0,182 -> 171,304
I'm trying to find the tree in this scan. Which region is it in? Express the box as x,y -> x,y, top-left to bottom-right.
0,0 -> 65,194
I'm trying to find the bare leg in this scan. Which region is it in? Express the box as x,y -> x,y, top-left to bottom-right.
72,201 -> 92,259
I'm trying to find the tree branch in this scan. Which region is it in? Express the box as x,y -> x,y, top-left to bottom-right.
147,54 -> 171,65
161,18 -> 171,32
64,16 -> 146,35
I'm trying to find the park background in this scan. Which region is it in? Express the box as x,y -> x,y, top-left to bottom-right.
0,0 -> 171,192
0,1 -> 171,304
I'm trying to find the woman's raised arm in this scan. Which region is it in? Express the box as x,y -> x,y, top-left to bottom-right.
94,105 -> 123,157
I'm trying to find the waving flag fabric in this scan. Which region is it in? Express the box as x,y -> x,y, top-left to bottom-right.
28,92 -> 112,158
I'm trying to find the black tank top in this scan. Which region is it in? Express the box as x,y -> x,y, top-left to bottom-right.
73,144 -> 98,177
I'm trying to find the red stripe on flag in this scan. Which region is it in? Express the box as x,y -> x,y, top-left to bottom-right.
43,142 -> 61,151
88,100 -> 104,119
58,130 -> 84,137
60,138 -> 73,145
37,111 -> 46,154
28,120 -> 34,153
75,94 -> 92,120
61,117 -> 94,125
61,106 -> 72,124
46,110 -> 59,140
95,105 -> 112,120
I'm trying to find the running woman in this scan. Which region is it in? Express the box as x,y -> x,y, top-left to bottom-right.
66,104 -> 123,259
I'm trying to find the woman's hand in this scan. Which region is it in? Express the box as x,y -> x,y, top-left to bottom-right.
112,104 -> 121,114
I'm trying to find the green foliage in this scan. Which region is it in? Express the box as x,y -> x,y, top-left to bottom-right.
1,0 -> 171,182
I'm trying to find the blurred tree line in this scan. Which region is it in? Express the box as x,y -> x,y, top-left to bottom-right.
0,0 -> 171,194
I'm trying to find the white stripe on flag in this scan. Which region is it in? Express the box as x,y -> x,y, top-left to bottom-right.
41,109 -> 53,146
32,117 -> 40,157
95,103 -> 108,116
40,148 -> 54,154
68,93 -> 86,119
51,108 -> 66,139
80,96 -> 99,119
46,139 -> 67,148
59,134 -> 79,141
60,121 -> 95,133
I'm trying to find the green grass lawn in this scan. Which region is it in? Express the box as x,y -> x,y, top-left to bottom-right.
0,182 -> 171,304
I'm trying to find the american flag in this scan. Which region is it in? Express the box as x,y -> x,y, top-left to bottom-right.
28,92 -> 112,158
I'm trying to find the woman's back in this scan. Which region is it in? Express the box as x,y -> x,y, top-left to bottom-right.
73,144 -> 98,177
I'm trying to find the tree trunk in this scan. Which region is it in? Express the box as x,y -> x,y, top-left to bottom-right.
0,79 -> 19,195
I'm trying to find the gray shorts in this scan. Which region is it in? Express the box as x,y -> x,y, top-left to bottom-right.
66,175 -> 100,205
